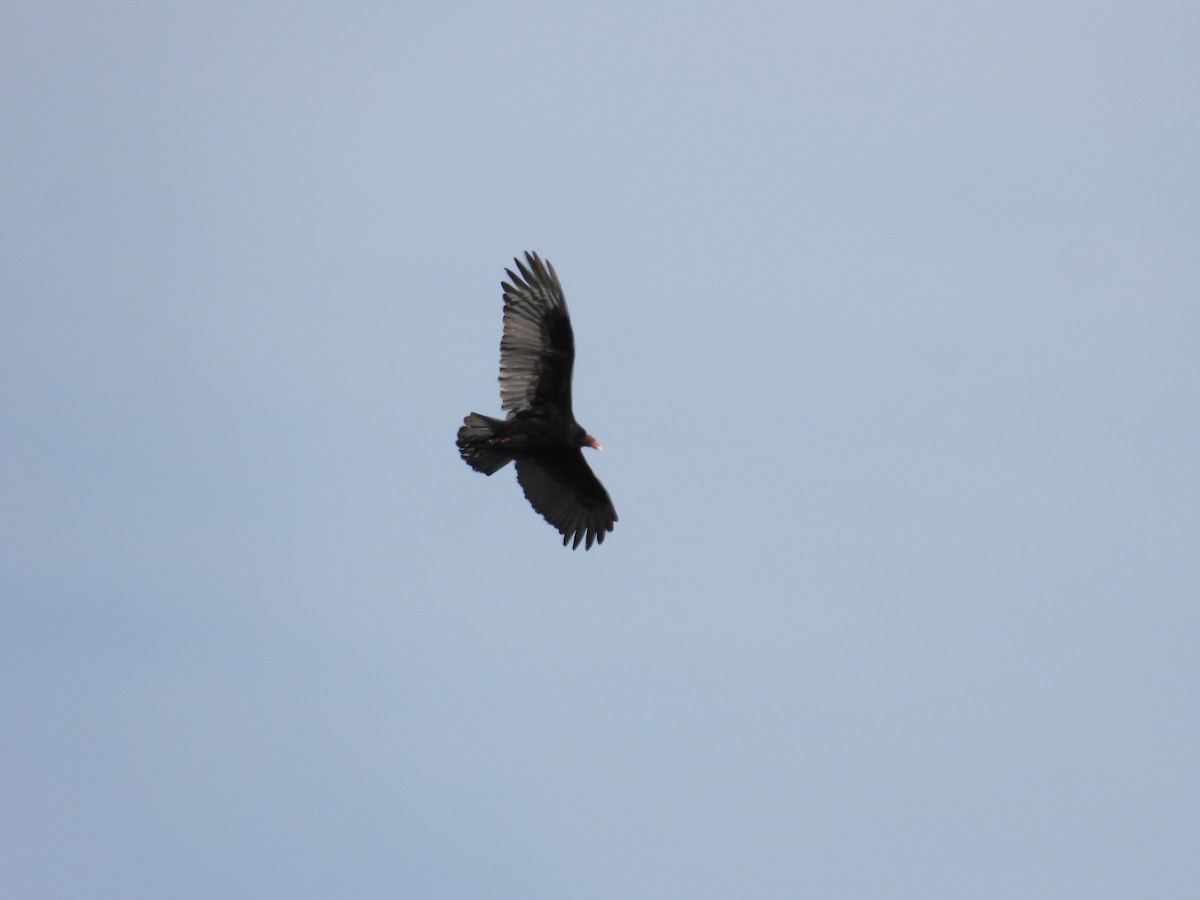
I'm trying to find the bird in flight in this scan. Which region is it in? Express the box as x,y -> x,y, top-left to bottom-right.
457,252 -> 617,549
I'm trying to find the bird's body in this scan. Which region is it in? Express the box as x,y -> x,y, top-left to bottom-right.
457,252 -> 616,549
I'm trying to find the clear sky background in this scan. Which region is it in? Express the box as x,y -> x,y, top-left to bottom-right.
3,3 -> 1197,897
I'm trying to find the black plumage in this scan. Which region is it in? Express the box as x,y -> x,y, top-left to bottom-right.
457,252 -> 617,549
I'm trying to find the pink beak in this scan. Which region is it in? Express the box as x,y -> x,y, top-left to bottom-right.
585,435 -> 603,452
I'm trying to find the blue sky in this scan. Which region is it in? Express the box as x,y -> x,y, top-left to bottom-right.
3,2 -> 1198,897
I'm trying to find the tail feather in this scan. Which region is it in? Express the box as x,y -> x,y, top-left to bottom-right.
456,413 -> 513,475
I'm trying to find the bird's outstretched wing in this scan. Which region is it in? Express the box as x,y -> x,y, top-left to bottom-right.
499,252 -> 575,416
515,452 -> 617,550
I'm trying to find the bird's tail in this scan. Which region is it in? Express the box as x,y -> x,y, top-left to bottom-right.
456,413 -> 513,475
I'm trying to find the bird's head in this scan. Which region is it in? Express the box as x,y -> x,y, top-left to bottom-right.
574,424 -> 603,452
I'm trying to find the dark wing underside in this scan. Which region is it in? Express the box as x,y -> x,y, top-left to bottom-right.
515,452 -> 617,550
499,252 -> 575,416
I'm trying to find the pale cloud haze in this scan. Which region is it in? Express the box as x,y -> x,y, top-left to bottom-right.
3,3 -> 1197,897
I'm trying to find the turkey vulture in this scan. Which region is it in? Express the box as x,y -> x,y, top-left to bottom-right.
457,252 -> 617,549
